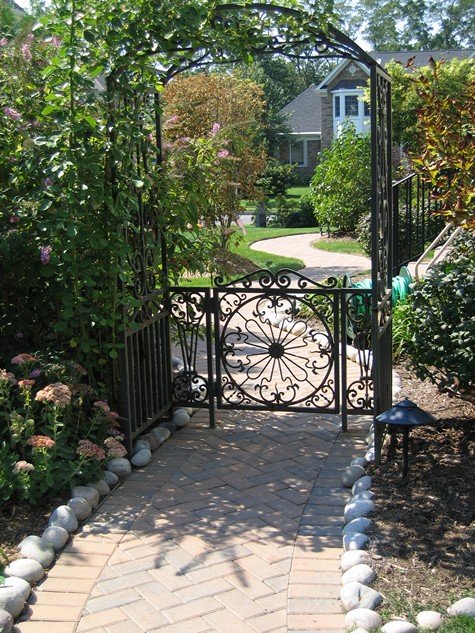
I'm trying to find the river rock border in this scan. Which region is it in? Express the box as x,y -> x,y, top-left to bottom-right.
0,406 -> 194,632
339,373 -> 475,632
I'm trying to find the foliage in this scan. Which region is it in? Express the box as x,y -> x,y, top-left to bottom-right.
0,353 -> 126,505
404,231 -> 475,403
163,73 -> 267,252
391,298 -> 413,360
255,158 -> 296,198
408,59 -> 475,229
355,212 -> 371,256
351,0 -> 475,50
310,122 -> 371,233
388,59 -> 475,155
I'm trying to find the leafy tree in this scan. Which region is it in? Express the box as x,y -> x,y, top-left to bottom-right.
389,59 -> 475,154
163,73 -> 267,249
310,122 -> 370,233
409,59 -> 475,229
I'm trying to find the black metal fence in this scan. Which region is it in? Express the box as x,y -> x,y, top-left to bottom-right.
392,172 -> 444,274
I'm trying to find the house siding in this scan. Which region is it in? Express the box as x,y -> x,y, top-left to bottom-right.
320,64 -> 369,150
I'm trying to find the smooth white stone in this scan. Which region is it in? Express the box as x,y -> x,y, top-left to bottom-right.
0,609 -> 13,633
416,611 -> 444,630
103,470 -> 119,486
340,582 -> 383,612
381,621 -> 418,633
68,497 -> 93,521
351,457 -> 369,468
106,457 -> 132,477
352,476 -> 372,495
0,585 -> 25,618
3,577 -> 30,602
345,608 -> 382,631
351,490 -> 375,501
87,479 -> 110,496
4,558 -> 44,583
342,465 -> 366,488
365,447 -> 376,462
42,526 -> 69,551
19,535 -> 55,568
131,448 -> 152,467
344,499 -> 375,522
342,563 -> 376,586
346,345 -> 359,361
343,517 -> 372,535
151,426 -> 171,443
350,629 -> 371,633
185,407 -> 194,415
48,505 -> 78,533
393,372 -> 402,388
341,549 -> 372,572
365,433 -> 374,445
146,432 -> 161,451
173,409 -> 190,428
447,597 -> 475,617
292,321 -> 307,336
71,485 -> 100,509
343,532 -> 370,551
393,386 -> 402,397
133,439 -> 151,454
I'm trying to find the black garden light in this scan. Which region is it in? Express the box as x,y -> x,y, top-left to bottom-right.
376,398 -> 439,477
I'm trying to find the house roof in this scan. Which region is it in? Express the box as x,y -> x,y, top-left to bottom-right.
3,0 -> 26,14
280,84 -> 321,134
368,49 -> 475,67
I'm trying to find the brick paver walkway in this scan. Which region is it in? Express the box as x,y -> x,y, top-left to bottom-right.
15,409 -> 369,633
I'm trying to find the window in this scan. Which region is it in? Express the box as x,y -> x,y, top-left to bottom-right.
334,95 -> 340,117
345,95 -> 358,117
364,101 -> 370,116
290,139 -> 304,165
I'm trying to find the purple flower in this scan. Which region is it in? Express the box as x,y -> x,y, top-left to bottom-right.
0,37 -> 8,47
51,36 -> 61,47
21,44 -> 32,61
29,369 -> 42,379
44,177 -> 53,188
9,215 -> 20,224
165,115 -> 179,126
3,107 -> 21,121
217,149 -> 230,159
211,122 -> 221,136
40,245 -> 52,265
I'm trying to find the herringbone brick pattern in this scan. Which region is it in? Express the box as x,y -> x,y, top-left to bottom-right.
15,410 -> 369,633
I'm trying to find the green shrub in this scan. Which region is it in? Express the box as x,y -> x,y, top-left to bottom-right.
268,193 -> 319,228
405,230 -> 475,402
255,158 -> 296,197
310,122 -> 371,233
355,212 -> 371,256
392,298 -> 413,361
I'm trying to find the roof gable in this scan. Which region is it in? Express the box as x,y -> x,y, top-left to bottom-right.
280,84 -> 321,134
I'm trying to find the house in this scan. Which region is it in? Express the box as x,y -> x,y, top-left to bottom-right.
279,49 -> 475,182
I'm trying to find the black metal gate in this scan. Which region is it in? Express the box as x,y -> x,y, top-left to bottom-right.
170,270 -> 374,429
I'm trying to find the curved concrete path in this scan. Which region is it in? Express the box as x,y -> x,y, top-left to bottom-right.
16,409 -> 370,633
250,233 -> 371,281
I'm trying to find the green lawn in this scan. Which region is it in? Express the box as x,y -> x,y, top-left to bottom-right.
313,236 -> 366,257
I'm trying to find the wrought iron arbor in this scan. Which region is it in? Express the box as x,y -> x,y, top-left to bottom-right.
106,3 -> 394,453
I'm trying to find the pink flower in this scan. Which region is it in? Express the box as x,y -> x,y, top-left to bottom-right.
165,115 -> 179,126
28,435 -> 56,449
9,215 -> 20,223
94,400 -> 110,412
217,149 -> 229,159
11,353 -> 38,365
0,37 -> 7,47
21,43 -> 32,61
0,369 -> 17,385
18,379 -> 35,390
104,437 -> 127,458
44,177 -> 53,188
107,427 -> 124,440
211,122 -> 221,136
77,439 -> 106,460
35,382 -> 71,407
3,107 -> 21,121
40,245 -> 52,264
13,461 -> 35,474
50,36 -> 61,47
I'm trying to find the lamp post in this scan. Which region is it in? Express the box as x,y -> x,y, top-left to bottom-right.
376,398 -> 439,477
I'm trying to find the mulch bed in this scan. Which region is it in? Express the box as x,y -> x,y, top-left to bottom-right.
368,362 -> 475,615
